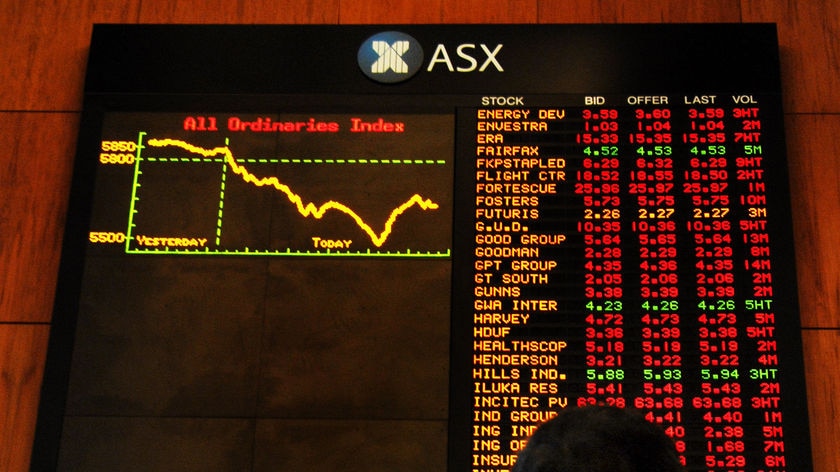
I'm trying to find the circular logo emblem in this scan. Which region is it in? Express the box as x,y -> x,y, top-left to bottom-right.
358,31 -> 424,84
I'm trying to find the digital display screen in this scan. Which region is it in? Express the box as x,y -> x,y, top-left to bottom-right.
450,95 -> 806,471
35,24 -> 812,471
94,113 -> 453,257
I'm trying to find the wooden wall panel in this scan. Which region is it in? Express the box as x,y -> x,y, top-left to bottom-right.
0,0 -> 141,111
137,0 -> 340,24
0,113 -> 77,323
1,1 -> 838,470
786,115 -> 840,329
803,329 -> 840,472
339,0 -> 538,23
743,0 -> 840,113
538,0 -> 741,23
0,325 -> 50,472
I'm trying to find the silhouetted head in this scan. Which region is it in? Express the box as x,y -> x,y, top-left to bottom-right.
511,406 -> 684,472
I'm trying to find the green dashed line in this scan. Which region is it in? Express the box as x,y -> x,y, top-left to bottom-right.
216,163 -> 227,246
145,156 -> 446,165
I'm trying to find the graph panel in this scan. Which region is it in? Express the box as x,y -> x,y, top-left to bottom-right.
91,112 -> 453,257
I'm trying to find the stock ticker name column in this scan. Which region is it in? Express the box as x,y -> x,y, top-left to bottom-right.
471,106 -> 571,469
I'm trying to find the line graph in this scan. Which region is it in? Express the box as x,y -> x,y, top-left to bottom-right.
114,113 -> 453,258
144,138 -> 440,248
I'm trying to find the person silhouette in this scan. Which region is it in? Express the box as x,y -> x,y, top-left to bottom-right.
511,406 -> 684,472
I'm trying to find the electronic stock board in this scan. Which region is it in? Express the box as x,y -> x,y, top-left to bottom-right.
34,25 -> 812,471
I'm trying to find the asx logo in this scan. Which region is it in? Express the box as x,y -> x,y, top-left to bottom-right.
358,31 -> 425,83
358,31 -> 504,84
425,43 -> 504,73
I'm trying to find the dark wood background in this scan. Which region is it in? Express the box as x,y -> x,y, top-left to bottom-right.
2,1 -> 838,470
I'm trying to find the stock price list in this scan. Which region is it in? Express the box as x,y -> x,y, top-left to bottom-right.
456,94 -> 808,472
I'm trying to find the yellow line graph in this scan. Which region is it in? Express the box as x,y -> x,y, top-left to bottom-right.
145,138 -> 440,247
